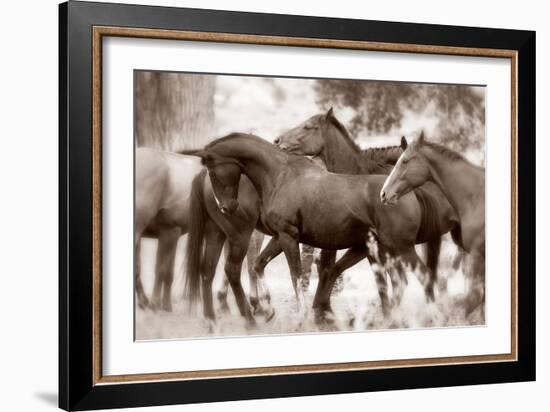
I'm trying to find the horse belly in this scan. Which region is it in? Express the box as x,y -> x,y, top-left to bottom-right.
300,217 -> 368,250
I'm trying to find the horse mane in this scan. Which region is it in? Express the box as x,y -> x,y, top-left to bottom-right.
363,145 -> 403,165
421,140 -> 481,168
322,115 -> 393,174
326,115 -> 360,154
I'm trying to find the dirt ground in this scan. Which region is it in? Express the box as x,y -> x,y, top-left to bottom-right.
135,235 -> 482,341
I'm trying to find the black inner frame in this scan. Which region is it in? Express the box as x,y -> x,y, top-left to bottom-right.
59,1 -> 536,410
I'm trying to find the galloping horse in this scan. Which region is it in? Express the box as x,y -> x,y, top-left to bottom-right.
135,147 -> 265,317
380,133 -> 485,315
188,133 -> 445,323
275,109 -> 460,310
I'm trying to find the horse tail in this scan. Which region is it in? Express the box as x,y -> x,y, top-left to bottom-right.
184,169 -> 207,308
414,186 -> 442,300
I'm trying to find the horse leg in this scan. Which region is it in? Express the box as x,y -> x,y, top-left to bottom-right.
253,237 -> 282,321
217,275 -> 231,314
277,232 -> 308,327
366,252 -> 393,317
399,247 -> 434,304
312,249 -> 337,309
246,231 -> 265,316
201,225 -> 225,328
424,236 -> 442,302
387,256 -> 407,308
463,249 -> 485,321
314,247 -> 369,325
151,236 -> 164,311
153,227 -> 180,312
135,235 -> 151,310
452,248 -> 465,271
364,232 -> 395,316
225,238 -> 256,328
300,244 -> 315,293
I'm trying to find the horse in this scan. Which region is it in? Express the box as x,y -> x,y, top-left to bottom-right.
135,148 -> 201,311
183,169 -> 276,329
183,167 -> 326,328
134,147 -> 268,319
186,133 -> 448,324
380,133 -> 485,316
275,108 -> 461,310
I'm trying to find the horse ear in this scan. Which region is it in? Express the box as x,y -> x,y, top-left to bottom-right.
400,136 -> 408,150
325,107 -> 334,120
418,130 -> 426,143
179,149 -> 208,160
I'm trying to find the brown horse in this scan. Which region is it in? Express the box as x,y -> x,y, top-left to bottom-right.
184,168 -> 279,329
275,109 -> 461,309
135,147 -> 267,319
187,133 -> 448,324
215,159 -> 327,308
381,133 -> 485,315
135,148 -> 201,311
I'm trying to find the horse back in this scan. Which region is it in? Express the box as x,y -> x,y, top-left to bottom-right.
136,147 -> 203,233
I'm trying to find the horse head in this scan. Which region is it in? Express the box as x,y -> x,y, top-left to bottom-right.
182,149 -> 243,215
380,131 -> 431,205
274,108 -> 336,155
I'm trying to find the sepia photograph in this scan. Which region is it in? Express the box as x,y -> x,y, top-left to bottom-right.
134,71 -> 486,340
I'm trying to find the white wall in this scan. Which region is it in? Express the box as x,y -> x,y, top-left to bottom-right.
0,0 -> 546,411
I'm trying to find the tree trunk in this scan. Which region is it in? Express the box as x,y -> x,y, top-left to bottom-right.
135,72 -> 216,151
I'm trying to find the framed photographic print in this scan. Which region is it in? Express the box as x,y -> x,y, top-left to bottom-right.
59,1 -> 535,410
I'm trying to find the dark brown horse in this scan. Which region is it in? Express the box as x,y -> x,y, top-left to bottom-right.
183,169 -> 273,329
381,133 -> 485,316
187,133 -> 450,324
275,109 -> 461,310
183,167 -> 324,329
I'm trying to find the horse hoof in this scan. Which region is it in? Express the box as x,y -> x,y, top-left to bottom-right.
245,319 -> 257,331
251,304 -> 264,316
205,319 -> 219,334
138,298 -> 152,312
264,308 -> 276,323
218,302 -> 230,314
150,301 -> 161,312
314,309 -> 334,327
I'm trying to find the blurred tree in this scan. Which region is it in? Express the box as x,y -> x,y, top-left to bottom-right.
135,72 -> 216,151
314,80 -> 485,152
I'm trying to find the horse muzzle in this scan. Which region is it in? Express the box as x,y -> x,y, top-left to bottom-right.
219,199 -> 239,215
380,189 -> 398,205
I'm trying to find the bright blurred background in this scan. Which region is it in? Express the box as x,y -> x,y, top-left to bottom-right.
136,72 -> 485,164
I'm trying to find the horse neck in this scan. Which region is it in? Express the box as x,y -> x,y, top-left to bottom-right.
215,137 -> 285,197
320,124 -> 392,174
422,146 -> 484,219
321,125 -> 377,174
